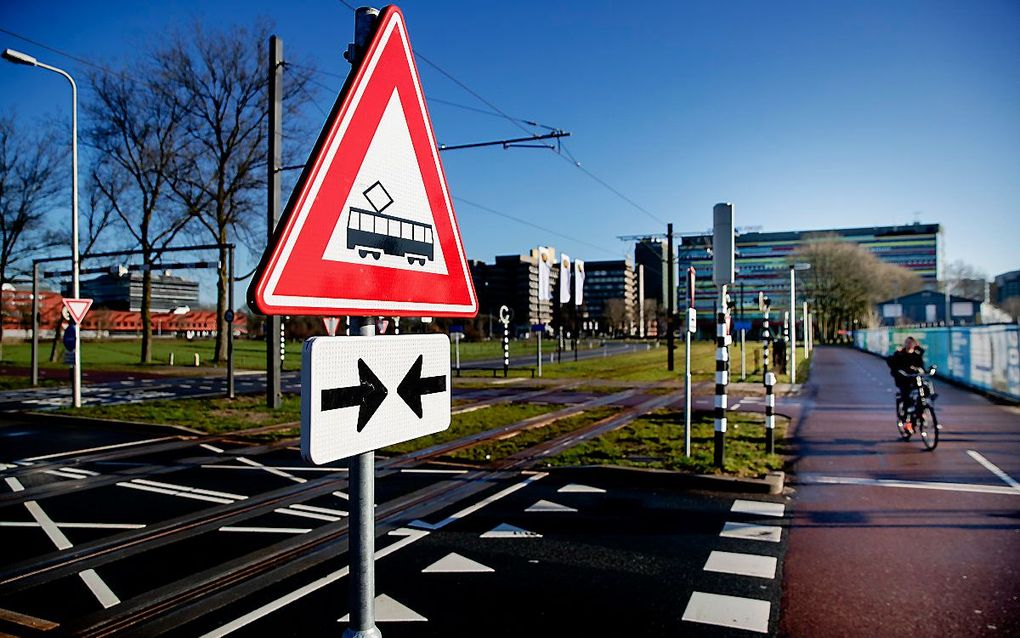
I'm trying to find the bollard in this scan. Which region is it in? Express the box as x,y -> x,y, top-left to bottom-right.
194,353 -> 200,367
714,285 -> 730,469
169,352 -> 175,366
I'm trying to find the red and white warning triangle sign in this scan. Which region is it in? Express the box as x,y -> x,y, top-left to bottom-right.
62,298 -> 93,325
249,6 -> 477,318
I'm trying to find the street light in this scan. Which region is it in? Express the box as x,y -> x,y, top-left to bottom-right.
789,262 -> 811,384
4,48 -> 81,407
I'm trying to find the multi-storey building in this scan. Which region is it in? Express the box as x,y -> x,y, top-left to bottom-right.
74,271 -> 200,313
675,223 -> 941,319
470,250 -> 638,336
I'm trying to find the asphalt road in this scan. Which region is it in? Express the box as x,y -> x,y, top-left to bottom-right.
0,381 -> 798,636
781,346 -> 1020,637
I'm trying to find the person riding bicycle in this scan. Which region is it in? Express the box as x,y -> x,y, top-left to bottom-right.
887,336 -> 925,433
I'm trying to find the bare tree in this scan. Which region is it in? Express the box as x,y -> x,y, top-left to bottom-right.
603,298 -> 628,336
0,116 -> 64,359
795,235 -> 923,342
86,70 -> 193,363
944,259 -> 987,301
156,22 -> 314,363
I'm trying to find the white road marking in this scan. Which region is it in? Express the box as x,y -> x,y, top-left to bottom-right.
200,464 -> 347,473
558,483 -> 605,494
339,594 -> 427,623
201,444 -> 225,454
720,521 -> 783,543
7,476 -> 121,608
200,528 -> 429,638
273,507 -> 342,522
399,468 -> 469,474
43,470 -> 89,480
238,457 -> 307,483
422,552 -> 494,573
117,482 -> 235,505
967,450 -> 1020,494
58,467 -> 98,477
452,404 -> 489,415
20,436 -> 179,462
480,523 -> 542,539
131,479 -> 245,500
410,472 -> 548,530
731,499 -> 786,518
799,473 -> 1020,496
219,526 -> 311,534
682,591 -> 770,633
332,491 -> 350,500
525,499 -> 577,513
704,551 -> 777,579
0,521 -> 145,530
288,503 -> 348,517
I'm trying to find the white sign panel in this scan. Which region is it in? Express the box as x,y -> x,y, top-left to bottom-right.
301,334 -> 451,464
537,246 -> 553,301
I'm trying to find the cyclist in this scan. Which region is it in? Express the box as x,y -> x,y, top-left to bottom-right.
887,336 -> 925,433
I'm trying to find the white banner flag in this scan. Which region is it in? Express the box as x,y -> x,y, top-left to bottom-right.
574,259 -> 585,305
559,253 -> 571,304
538,246 -> 553,301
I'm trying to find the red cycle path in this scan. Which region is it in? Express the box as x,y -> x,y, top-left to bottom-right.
781,346 -> 1020,637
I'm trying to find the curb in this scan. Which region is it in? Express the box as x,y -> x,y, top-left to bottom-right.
551,464 -> 785,495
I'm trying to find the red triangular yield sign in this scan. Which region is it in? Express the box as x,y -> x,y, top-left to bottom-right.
248,6 -> 477,318
322,316 -> 341,336
62,298 -> 93,325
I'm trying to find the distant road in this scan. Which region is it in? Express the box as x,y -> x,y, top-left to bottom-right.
0,341 -> 647,410
781,346 -> 1020,637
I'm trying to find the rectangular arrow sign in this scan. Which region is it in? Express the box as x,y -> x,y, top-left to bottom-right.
301,334 -> 451,464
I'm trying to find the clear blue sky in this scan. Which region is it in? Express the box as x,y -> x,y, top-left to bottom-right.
2,0 -> 1018,304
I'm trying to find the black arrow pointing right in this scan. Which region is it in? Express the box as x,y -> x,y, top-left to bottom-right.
321,359 -> 388,432
397,354 -> 447,418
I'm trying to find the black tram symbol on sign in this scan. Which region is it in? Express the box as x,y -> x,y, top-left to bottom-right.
346,181 -> 434,266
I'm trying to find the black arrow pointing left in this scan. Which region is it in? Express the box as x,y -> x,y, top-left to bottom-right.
321,359 -> 388,432
397,354 -> 447,418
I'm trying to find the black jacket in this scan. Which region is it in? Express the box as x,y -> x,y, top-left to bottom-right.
887,347 -> 925,381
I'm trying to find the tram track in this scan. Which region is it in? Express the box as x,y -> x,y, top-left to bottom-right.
2,384 -> 677,635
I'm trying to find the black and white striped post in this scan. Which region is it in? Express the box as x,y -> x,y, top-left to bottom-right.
759,292 -> 776,453
714,284 -> 731,468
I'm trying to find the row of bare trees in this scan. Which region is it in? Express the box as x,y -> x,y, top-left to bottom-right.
793,235 -> 923,342
1,23 -> 316,365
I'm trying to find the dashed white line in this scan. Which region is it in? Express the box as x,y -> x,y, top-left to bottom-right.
799,473 -> 1020,496
0,521 -> 145,530
201,444 -> 225,454
410,472 -> 548,530
219,526 -> 311,534
237,457 -> 307,483
967,450 -> 1020,494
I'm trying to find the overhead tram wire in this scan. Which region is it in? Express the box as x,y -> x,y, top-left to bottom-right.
453,197 -> 617,258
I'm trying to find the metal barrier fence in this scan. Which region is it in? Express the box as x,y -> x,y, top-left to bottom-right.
854,324 -> 1020,402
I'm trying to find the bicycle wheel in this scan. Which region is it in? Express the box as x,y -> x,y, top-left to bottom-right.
917,404 -> 939,450
895,398 -> 911,440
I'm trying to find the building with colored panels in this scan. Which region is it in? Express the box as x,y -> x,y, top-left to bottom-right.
675,223 -> 941,320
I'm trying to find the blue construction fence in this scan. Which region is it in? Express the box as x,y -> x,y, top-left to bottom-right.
854,324 -> 1020,402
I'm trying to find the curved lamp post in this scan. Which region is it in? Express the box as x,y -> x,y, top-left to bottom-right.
4,48 -> 81,407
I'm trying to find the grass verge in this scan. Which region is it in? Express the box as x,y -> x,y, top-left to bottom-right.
383,402 -> 559,455
54,394 -> 301,437
448,406 -> 620,463
547,409 -> 788,478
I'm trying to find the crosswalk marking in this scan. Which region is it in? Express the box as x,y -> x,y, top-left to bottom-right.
731,499 -> 785,518
703,550 -> 777,579
720,521 -> 783,543
682,591 -> 770,633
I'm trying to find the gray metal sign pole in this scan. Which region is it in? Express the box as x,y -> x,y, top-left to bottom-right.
31,263 -> 39,386
227,245 -> 235,398
789,265 -> 797,385
666,223 -> 675,371
266,35 -> 283,409
345,10 -> 382,638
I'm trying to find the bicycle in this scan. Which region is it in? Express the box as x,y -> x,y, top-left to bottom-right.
895,365 -> 940,450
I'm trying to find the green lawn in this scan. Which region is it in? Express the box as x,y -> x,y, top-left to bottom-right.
0,338 -> 298,372
548,409 -> 789,478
